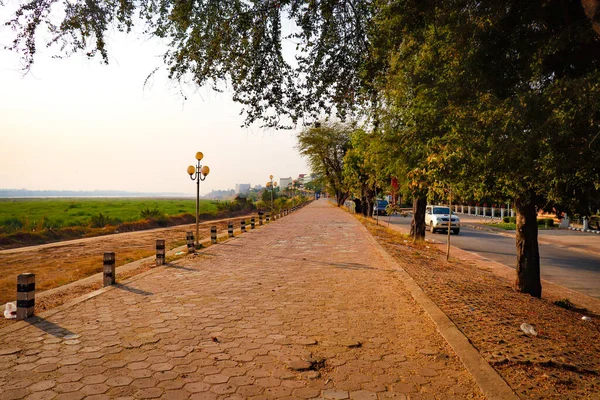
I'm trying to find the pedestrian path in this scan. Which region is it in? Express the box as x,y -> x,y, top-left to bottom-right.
0,200 -> 483,400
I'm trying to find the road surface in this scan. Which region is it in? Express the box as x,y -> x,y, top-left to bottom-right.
385,214 -> 600,299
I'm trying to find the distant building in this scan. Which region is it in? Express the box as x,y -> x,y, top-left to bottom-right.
298,174 -> 313,188
254,184 -> 263,190
235,183 -> 251,194
280,177 -> 292,190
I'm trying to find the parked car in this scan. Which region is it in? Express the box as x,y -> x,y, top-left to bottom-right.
373,200 -> 389,216
425,205 -> 461,234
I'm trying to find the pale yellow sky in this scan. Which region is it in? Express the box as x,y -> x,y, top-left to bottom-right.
0,21 -> 309,195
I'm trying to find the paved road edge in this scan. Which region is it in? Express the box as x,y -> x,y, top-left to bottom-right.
358,219 -> 519,400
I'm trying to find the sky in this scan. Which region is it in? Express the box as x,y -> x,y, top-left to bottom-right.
0,9 -> 310,196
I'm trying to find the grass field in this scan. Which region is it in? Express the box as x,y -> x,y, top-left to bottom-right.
0,198 -> 218,232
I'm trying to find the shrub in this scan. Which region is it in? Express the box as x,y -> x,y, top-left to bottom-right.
503,216 -> 516,223
140,207 -> 165,219
90,213 -> 114,228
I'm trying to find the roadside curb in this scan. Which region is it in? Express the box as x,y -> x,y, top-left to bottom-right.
358,219 -> 519,400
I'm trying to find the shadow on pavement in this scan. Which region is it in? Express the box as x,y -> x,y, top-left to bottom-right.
26,316 -> 76,338
114,283 -> 153,296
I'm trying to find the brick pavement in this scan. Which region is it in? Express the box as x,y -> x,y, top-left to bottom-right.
0,200 -> 483,400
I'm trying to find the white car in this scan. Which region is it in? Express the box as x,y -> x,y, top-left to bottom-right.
425,205 -> 461,234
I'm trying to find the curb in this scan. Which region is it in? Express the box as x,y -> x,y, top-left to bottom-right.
358,219 -> 519,400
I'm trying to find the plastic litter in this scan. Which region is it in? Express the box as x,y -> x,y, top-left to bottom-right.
3,302 -> 17,319
175,251 -> 184,255
520,323 -> 537,336
582,316 -> 592,321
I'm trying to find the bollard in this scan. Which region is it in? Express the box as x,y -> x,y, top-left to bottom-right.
266,213 -> 270,223
186,231 -> 195,253
103,252 -> 116,287
156,240 -> 166,266
241,220 -> 246,232
251,217 -> 255,229
228,222 -> 234,237
211,226 -> 217,244
259,213 -> 263,226
16,273 -> 35,320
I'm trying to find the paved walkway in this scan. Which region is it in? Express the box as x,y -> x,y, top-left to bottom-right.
0,200 -> 483,400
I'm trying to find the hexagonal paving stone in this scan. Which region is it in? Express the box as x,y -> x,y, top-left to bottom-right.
55,382 -> 84,393
135,388 -> 164,399
105,376 -> 134,387
149,363 -> 173,372
184,382 -> 212,393
29,380 -> 57,392
81,375 -> 108,385
27,391 -> 58,400
322,389 -> 349,399
79,384 -> 109,396
203,374 -> 229,384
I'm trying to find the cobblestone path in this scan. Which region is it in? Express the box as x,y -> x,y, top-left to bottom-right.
0,200 -> 483,400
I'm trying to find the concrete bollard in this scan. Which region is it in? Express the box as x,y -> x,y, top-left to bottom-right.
266,213 -> 270,223
211,226 -> 217,244
228,222 -> 234,237
241,220 -> 246,232
251,217 -> 255,229
501,208 -> 505,219
103,252 -> 116,287
461,205 -> 464,214
156,240 -> 166,266
16,273 -> 35,320
186,231 -> 195,253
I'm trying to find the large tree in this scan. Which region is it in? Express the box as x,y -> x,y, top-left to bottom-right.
297,122 -> 352,206
375,1 -> 600,297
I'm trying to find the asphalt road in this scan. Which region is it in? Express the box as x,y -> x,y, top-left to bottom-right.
385,215 -> 600,299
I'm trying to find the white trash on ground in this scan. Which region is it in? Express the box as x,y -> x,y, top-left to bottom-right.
582,316 -> 592,321
3,302 -> 17,319
520,323 -> 537,336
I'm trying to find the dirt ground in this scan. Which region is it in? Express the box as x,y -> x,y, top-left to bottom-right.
0,215 -> 253,307
361,218 -> 600,400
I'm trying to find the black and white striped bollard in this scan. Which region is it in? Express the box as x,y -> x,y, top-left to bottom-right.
266,213 -> 270,223
251,217 -> 255,229
228,222 -> 234,237
103,252 -> 116,287
156,240 -> 166,266
186,231 -> 195,253
211,226 -> 217,244
16,273 -> 35,320
241,220 -> 246,232
259,213 -> 263,226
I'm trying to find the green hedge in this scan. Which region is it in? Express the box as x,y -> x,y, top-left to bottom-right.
501,216 -> 554,227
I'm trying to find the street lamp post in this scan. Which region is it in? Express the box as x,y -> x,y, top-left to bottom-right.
187,152 -> 210,248
267,175 -> 277,211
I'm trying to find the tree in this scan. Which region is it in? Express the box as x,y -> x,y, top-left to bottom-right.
343,128 -> 389,217
297,122 -> 352,206
375,1 -> 600,296
3,0 -> 381,128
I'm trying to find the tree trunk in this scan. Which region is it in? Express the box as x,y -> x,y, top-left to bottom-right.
581,0 -> 600,36
410,196 -> 427,243
515,198 -> 542,298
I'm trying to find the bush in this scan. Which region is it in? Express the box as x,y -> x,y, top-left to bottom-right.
503,216 -> 516,223
140,207 -> 165,219
90,213 -> 116,228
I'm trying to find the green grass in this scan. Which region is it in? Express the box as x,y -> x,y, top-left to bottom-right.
0,198 -> 218,233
